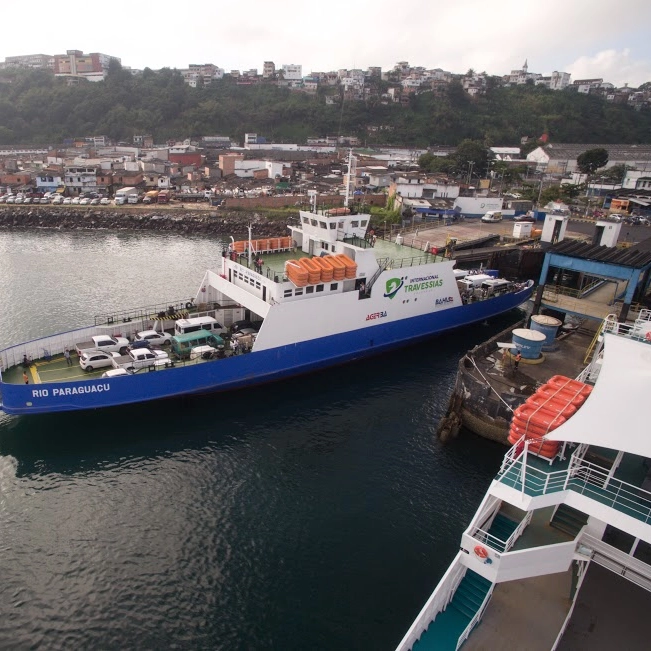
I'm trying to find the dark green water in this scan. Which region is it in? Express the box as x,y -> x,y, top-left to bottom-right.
0,230 -> 518,650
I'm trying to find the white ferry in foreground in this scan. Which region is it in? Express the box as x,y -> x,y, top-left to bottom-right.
397,311 -> 651,650
0,203 -> 533,416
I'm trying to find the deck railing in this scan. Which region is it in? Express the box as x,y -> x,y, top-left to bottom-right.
498,440 -> 651,524
602,310 -> 651,343
472,510 -> 533,553
394,554 -> 466,651
577,533 -> 651,591
455,584 -> 494,651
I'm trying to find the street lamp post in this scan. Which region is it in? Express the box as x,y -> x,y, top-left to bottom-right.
467,161 -> 474,186
536,175 -> 544,210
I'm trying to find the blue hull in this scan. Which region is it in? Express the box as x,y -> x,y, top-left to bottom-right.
0,286 -> 533,415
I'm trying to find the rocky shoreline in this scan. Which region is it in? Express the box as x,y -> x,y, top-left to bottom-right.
0,206 -> 296,238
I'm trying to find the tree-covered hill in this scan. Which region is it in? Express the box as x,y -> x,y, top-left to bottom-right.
0,64 -> 650,147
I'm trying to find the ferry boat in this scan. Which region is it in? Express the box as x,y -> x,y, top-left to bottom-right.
0,198 -> 533,416
396,311 -> 651,650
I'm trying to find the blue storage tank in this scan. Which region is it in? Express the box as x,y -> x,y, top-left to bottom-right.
512,328 -> 546,359
530,315 -> 562,351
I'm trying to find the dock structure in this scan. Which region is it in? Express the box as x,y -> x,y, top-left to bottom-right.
441,234 -> 651,444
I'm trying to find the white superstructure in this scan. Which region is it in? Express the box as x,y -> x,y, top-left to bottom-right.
397,311 -> 651,650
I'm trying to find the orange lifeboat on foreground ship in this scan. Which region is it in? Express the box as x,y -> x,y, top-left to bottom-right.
507,375 -> 592,459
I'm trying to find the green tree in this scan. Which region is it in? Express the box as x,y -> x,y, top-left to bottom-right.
599,163 -> 627,183
577,147 -> 609,174
539,185 -> 563,205
452,139 -> 493,179
559,183 -> 585,200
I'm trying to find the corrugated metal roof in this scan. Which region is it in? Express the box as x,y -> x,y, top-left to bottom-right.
543,143 -> 651,161
550,237 -> 651,268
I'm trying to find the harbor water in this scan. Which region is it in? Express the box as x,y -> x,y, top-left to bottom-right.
0,229 -> 522,650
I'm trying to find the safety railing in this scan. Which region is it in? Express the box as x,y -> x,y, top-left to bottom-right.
365,257 -> 390,292
577,533 -> 651,592
498,438 -> 575,496
472,527 -> 510,553
498,440 -> 651,525
469,498 -> 533,554
569,459 -> 651,524
455,585 -> 494,651
602,311 -> 651,344
395,554 -> 466,651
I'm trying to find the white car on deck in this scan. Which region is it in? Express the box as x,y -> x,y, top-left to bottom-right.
101,368 -> 131,378
133,330 -> 173,347
79,349 -> 120,371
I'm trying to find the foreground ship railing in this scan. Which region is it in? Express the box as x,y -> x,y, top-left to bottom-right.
497,437 -> 651,526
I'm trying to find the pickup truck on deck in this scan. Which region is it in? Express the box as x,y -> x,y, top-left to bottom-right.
111,348 -> 171,372
75,335 -> 130,357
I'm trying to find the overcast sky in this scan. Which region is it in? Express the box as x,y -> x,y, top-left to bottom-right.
1,0 -> 650,87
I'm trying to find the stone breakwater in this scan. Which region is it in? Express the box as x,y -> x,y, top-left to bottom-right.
0,207 -> 294,238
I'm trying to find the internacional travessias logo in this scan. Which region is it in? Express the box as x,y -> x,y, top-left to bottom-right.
383,277 -> 405,299
384,274 -> 444,299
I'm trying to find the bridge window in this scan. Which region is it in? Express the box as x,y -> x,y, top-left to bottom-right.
306,286 -> 314,294
330,222 -> 336,229
319,222 -> 327,229
351,220 -> 359,228
316,284 -> 324,292
284,290 -> 292,297
330,283 -> 338,291
361,220 -> 368,227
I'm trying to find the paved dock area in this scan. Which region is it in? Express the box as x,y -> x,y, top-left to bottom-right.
383,219 -> 536,253
477,326 -> 597,398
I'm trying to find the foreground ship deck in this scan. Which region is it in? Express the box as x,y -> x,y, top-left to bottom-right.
0,206 -> 533,415
396,313 -> 651,650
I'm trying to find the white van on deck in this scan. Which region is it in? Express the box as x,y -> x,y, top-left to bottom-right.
481,211 -> 503,223
174,315 -> 224,336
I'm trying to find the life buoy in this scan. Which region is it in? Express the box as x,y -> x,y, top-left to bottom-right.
645,331 -> 651,342
186,302 -> 193,310
474,545 -> 489,559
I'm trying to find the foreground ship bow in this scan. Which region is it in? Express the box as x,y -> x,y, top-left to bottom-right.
0,210 -> 533,415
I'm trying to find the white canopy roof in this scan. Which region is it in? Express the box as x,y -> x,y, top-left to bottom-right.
545,334 -> 651,458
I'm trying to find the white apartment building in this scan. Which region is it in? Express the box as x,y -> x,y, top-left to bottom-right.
282,64 -> 302,80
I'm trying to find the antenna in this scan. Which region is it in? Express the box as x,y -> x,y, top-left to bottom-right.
247,223 -> 253,267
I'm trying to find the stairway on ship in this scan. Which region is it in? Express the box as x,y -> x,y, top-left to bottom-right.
412,570 -> 492,651
486,513 -> 519,552
550,504 -> 588,537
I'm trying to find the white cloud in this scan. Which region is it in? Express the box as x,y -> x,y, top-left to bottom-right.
567,49 -> 651,87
